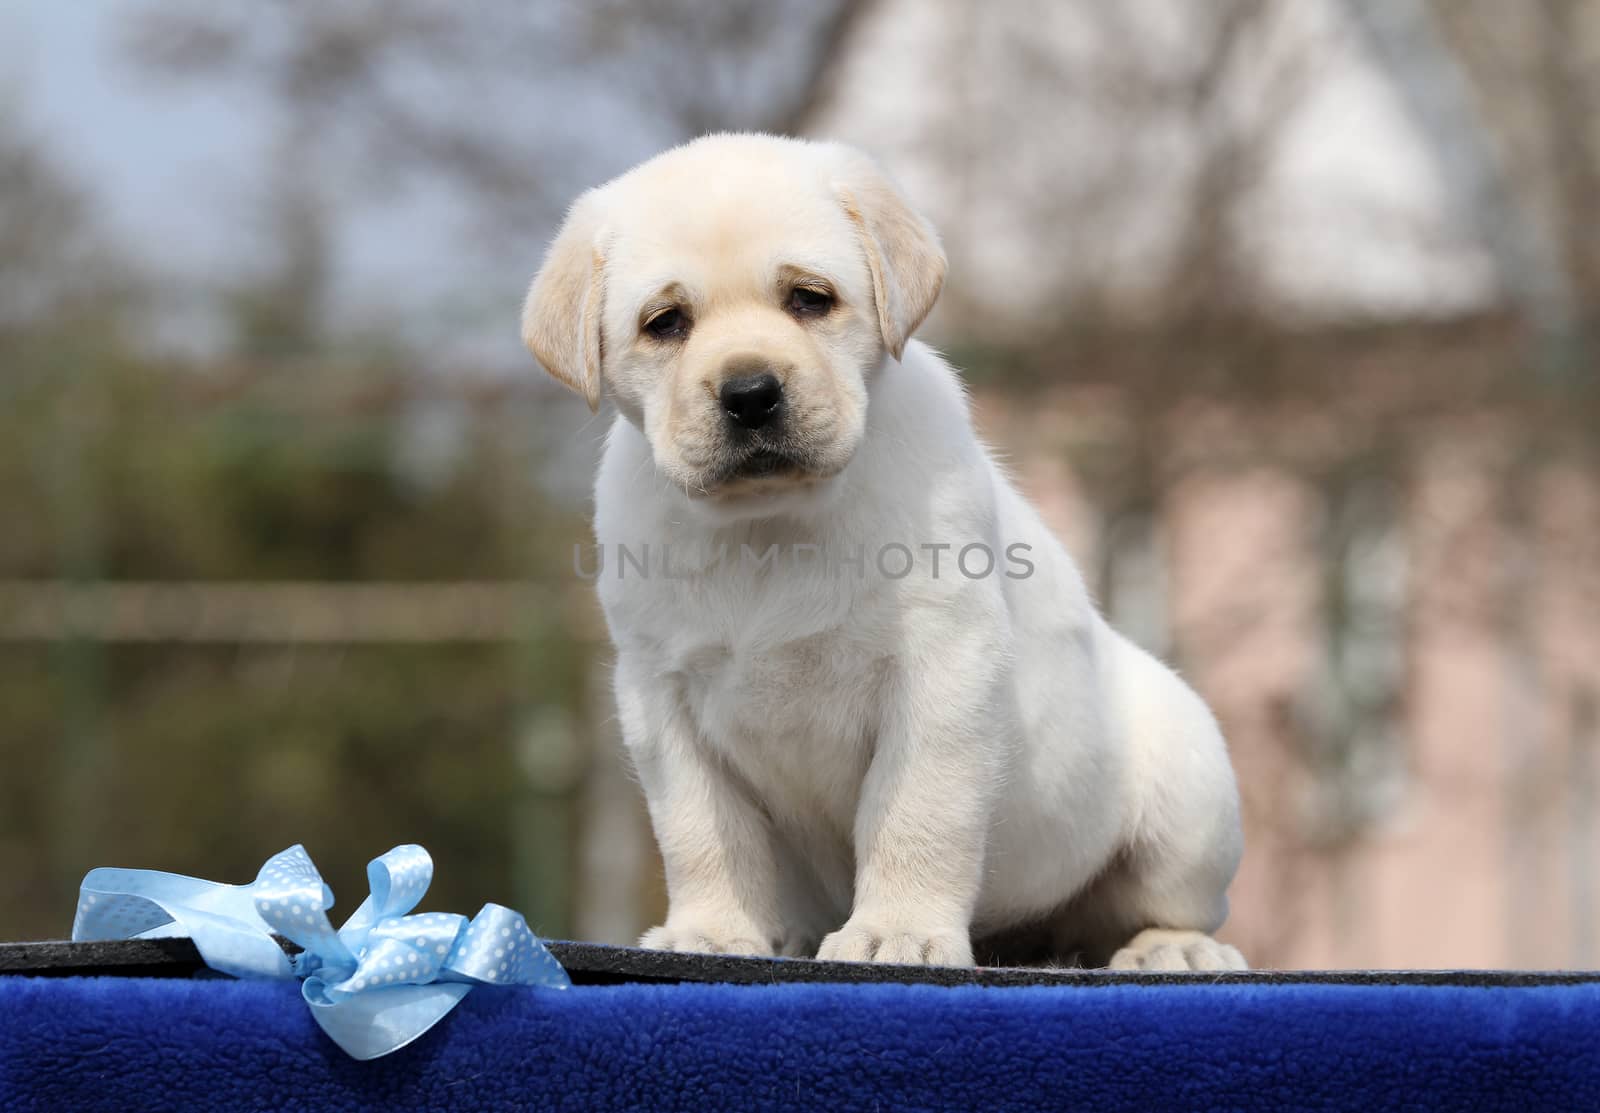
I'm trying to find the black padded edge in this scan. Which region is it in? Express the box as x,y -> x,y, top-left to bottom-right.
0,938 -> 218,979
3,938 -> 1598,988
546,941 -> 1600,988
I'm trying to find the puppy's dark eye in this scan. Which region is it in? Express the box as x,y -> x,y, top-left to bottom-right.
788,286 -> 833,316
645,308 -> 689,340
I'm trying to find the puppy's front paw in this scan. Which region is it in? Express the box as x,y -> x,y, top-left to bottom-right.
639,920 -> 777,958
816,919 -> 973,967
1109,929 -> 1247,972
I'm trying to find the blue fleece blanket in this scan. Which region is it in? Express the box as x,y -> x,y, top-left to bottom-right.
3,976 -> 1597,1111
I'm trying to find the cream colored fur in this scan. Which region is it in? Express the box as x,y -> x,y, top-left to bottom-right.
524,134 -> 1245,971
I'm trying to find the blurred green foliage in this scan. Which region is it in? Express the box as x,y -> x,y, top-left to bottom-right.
0,119 -> 598,942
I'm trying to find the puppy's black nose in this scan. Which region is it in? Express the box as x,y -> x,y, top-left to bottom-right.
719,373 -> 784,430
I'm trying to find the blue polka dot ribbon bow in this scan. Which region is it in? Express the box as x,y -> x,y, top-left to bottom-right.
71,844 -> 570,1059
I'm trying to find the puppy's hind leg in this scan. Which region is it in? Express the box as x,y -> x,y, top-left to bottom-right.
1095,801 -> 1247,971
1085,641 -> 1248,972
1052,742 -> 1246,969
1053,841 -> 1246,972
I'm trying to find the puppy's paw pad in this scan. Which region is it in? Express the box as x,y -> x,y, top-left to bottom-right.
1109,930 -> 1246,972
816,922 -> 973,967
638,924 -> 775,957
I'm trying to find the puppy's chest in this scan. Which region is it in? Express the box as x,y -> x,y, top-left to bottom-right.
608,572 -> 891,814
684,629 -> 881,740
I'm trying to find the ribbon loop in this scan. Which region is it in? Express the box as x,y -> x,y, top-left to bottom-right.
73,844 -> 569,1059
253,845 -> 354,973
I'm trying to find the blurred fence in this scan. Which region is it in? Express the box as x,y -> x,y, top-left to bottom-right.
0,582 -> 594,643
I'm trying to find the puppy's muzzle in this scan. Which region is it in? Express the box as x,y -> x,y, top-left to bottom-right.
704,355 -> 844,489
704,356 -> 830,489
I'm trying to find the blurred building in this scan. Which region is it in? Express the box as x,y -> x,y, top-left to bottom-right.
811,0 -> 1496,332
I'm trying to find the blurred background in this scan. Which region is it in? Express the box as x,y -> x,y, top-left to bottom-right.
2,0 -> 1596,969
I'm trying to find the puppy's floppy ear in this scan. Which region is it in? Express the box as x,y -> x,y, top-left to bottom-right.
522,194 -> 607,411
834,156 -> 947,360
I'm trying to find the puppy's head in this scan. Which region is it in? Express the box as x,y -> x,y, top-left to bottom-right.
523,134 -> 945,517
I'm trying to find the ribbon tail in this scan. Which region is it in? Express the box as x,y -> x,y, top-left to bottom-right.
75,868 -> 292,980
303,980 -> 474,1061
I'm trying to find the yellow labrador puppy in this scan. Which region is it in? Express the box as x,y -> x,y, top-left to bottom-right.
524,134 -> 1245,970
